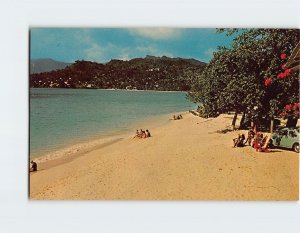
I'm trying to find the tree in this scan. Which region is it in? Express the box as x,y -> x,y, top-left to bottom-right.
189,29 -> 299,130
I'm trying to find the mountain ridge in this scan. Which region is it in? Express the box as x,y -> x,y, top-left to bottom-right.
30,56 -> 206,91
30,58 -> 71,74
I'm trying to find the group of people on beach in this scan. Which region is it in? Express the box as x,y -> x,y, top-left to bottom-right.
133,129 -> 151,139
233,126 -> 271,152
173,114 -> 183,120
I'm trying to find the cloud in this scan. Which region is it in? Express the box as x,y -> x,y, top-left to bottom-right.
113,45 -> 173,61
128,28 -> 182,40
204,47 -> 216,58
33,28 -> 178,63
84,42 -> 129,62
84,42 -> 173,63
196,48 -> 217,63
73,29 -> 94,45
84,43 -> 105,61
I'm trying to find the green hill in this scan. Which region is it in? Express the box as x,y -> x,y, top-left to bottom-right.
30,56 -> 205,91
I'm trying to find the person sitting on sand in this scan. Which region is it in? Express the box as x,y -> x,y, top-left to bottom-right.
260,133 -> 271,152
179,114 -> 182,119
251,131 -> 260,147
233,134 -> 241,147
133,130 -> 140,139
253,133 -> 264,151
173,115 -> 176,120
254,133 -> 270,152
141,130 -> 146,138
145,129 -> 151,138
237,134 -> 246,147
30,160 -> 37,172
245,128 -> 255,146
233,134 -> 245,147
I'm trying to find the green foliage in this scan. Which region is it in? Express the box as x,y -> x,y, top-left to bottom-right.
189,29 -> 300,121
30,56 -> 205,91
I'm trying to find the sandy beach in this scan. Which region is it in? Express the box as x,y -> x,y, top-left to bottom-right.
30,112 -> 299,200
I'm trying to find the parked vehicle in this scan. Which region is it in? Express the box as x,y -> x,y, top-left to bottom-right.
270,127 -> 299,153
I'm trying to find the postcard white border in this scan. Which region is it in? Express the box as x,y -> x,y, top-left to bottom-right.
0,0 -> 299,232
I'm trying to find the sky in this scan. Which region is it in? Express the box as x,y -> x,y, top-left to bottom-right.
30,28 -> 235,63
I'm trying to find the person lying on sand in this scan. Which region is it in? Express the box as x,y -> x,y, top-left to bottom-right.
30,160 -> 37,172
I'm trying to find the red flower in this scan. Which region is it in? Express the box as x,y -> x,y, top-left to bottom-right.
277,69 -> 292,79
281,64 -> 286,70
264,78 -> 272,86
293,103 -> 300,109
283,68 -> 291,77
285,104 -> 292,111
294,110 -> 300,116
281,53 -> 287,59
277,72 -> 284,79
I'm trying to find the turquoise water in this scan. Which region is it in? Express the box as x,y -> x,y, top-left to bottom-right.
30,88 -> 197,157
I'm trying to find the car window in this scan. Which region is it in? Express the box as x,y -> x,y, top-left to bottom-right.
280,130 -> 288,136
289,130 -> 298,138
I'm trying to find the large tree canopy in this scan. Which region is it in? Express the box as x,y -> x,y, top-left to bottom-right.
188,29 -> 299,128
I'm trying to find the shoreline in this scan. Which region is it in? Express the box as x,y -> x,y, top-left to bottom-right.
30,112 -> 298,200
31,110 -> 187,170
30,87 -> 187,93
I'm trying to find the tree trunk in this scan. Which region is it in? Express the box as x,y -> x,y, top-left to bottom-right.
240,112 -> 245,129
232,111 -> 238,130
251,119 -> 254,128
270,118 -> 274,133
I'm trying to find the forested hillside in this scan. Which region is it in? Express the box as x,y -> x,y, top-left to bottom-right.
30,56 -> 205,91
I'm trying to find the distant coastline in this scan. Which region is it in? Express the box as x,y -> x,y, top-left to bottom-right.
30,87 -> 187,93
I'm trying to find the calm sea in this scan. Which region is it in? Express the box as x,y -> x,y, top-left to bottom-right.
30,88 -> 197,158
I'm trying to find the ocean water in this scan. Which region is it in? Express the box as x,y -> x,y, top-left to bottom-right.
30,88 -> 197,158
